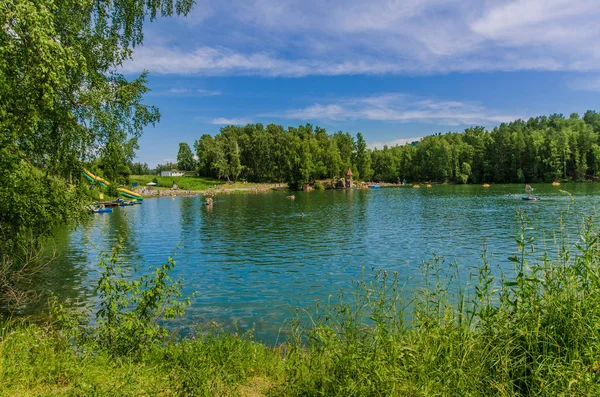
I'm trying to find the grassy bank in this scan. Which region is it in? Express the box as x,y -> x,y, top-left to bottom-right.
129,175 -> 284,193
129,175 -> 221,191
3,208 -> 600,395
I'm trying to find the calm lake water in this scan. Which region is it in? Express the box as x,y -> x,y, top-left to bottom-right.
48,184 -> 600,342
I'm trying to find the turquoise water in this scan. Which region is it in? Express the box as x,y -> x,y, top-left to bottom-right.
49,184 -> 600,342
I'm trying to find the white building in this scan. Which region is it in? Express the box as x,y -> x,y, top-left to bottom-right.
160,170 -> 185,177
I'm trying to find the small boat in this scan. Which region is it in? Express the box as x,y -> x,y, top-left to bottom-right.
552,182 -> 560,186
413,185 -> 420,188
426,184 -> 432,188
522,196 -> 541,201
482,183 -> 491,188
94,201 -> 119,207
369,184 -> 381,188
115,198 -> 136,206
92,206 -> 113,213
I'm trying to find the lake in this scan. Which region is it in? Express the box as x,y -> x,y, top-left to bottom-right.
48,184 -> 599,342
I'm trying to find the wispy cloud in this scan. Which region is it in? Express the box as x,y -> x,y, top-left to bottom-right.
162,87 -> 223,96
122,45 -> 589,77
122,0 -> 600,77
271,94 -> 521,126
197,88 -> 222,96
567,76 -> 600,92
211,117 -> 251,125
368,137 -> 423,149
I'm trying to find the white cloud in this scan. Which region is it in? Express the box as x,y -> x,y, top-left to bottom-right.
368,137 -> 423,149
272,94 -> 521,126
470,0 -> 597,46
122,0 -> 600,76
211,117 -> 251,125
197,88 -> 222,96
160,87 -> 223,96
123,45 -> 592,77
568,76 -> 600,92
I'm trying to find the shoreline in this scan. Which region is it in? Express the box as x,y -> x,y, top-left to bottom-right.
135,182 -> 287,199
133,180 -> 580,199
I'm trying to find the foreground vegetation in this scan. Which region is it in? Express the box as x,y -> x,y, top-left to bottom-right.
3,207 -> 600,396
1,0 -> 193,311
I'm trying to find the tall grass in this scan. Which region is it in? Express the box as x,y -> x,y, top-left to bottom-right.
2,206 -> 600,395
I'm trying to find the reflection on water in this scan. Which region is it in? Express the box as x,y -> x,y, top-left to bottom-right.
47,184 -> 598,342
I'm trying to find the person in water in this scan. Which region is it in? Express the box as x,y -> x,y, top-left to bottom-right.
286,194 -> 295,199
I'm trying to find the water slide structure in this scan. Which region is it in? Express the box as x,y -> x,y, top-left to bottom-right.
82,168 -> 143,201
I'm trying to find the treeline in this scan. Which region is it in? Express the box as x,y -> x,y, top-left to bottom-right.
188,125 -> 372,187
176,111 -> 600,186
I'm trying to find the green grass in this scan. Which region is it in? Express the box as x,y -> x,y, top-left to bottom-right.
3,206 -> 600,395
129,174 -> 222,191
129,175 -> 283,192
0,321 -> 285,396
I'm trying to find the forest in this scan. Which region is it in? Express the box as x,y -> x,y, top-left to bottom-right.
169,111 -> 600,186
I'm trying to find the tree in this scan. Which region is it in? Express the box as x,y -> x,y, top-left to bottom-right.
130,162 -> 150,175
194,134 -> 216,176
354,132 -> 373,181
0,0 -> 194,270
177,142 -> 196,171
212,136 -> 230,181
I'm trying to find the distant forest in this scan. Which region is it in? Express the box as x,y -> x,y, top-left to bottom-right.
149,111 -> 600,186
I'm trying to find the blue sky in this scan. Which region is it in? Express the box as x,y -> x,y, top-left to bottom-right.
122,0 -> 600,167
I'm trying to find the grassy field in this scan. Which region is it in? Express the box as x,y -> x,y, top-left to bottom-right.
129,175 -> 285,192
129,175 -> 222,191
3,209 -> 600,395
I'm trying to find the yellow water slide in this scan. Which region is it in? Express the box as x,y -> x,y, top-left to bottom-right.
82,168 -> 110,187
82,168 -> 143,201
116,187 -> 143,200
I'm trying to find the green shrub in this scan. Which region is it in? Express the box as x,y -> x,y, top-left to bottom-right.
313,181 -> 324,190
92,240 -> 190,356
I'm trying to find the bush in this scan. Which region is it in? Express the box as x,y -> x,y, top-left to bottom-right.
48,238 -> 190,357
93,241 -> 190,356
313,181 -> 324,191
106,185 -> 119,198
